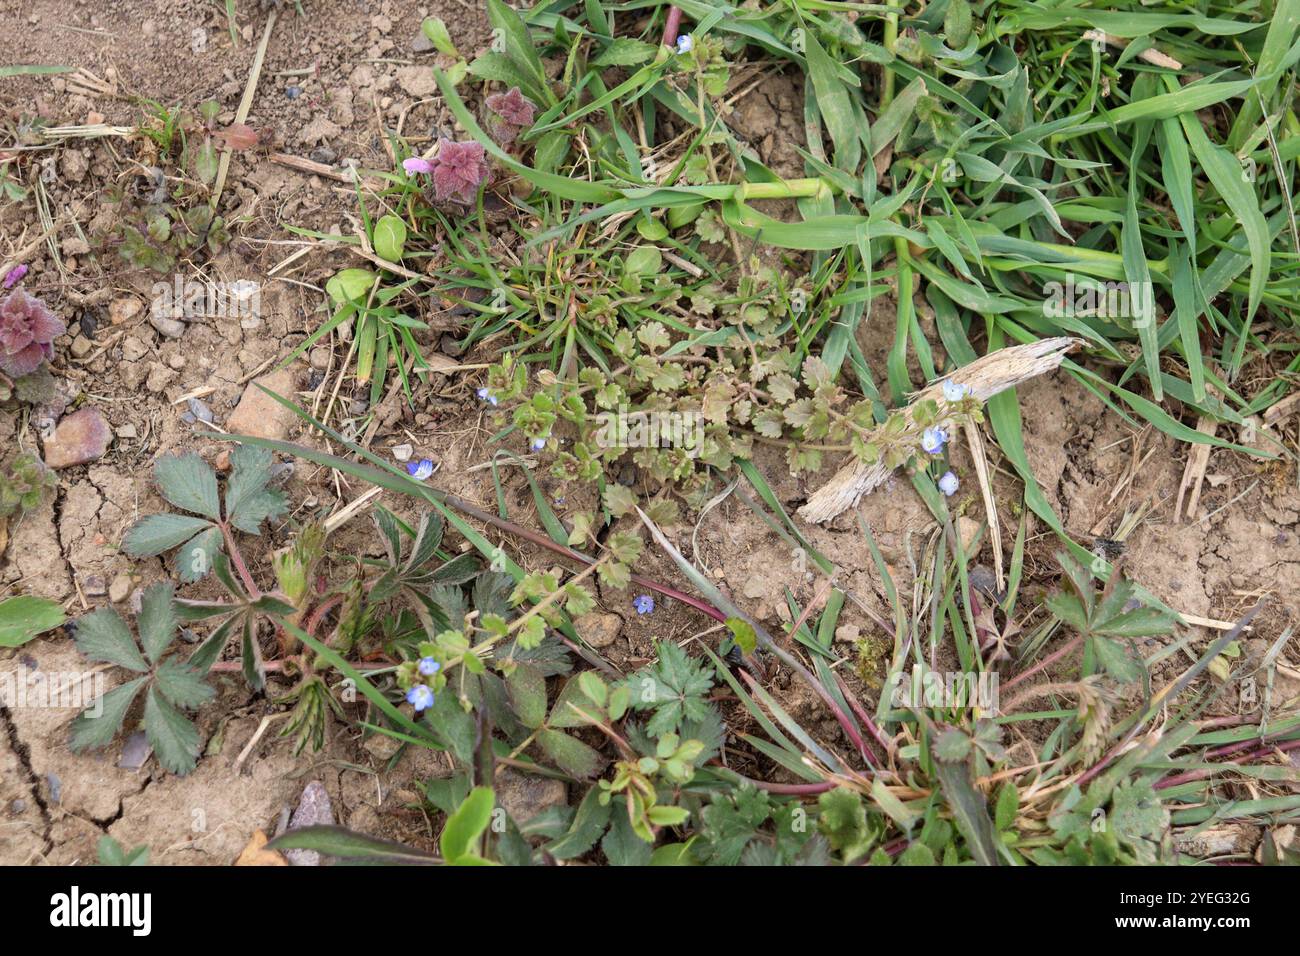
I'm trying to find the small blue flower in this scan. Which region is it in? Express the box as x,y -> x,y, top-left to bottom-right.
406,685 -> 435,711
938,471 -> 959,496
942,380 -> 970,402
417,656 -> 441,677
633,594 -> 655,615
406,458 -> 435,481
531,437 -> 546,452
675,34 -> 693,55
476,386 -> 499,407
920,426 -> 948,454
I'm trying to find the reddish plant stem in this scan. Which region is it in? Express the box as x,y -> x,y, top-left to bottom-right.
1196,714 -> 1261,731
718,769 -> 836,795
304,594 -> 342,637
835,672 -> 892,766
663,6 -> 684,46
1001,633 -> 1084,692
1154,737 -> 1300,791
221,523 -> 262,598
1205,732 -> 1296,761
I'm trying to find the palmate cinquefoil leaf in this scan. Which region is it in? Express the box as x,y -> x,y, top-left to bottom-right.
69,676 -> 148,752
1097,606 -> 1177,638
224,445 -> 288,534
154,659 -> 216,710
1092,636 -> 1144,683
144,685 -> 202,774
188,614 -> 241,675
175,525 -> 223,584
372,506 -> 403,565
431,552 -> 480,585
136,583 -> 177,664
121,513 -> 214,557
73,608 -> 148,672
404,511 -> 445,572
1045,592 -> 1089,633
154,453 -> 221,521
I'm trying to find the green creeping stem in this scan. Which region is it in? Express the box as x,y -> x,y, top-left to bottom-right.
737,178 -> 833,201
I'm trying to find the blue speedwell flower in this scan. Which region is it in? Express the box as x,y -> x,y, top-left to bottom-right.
920,426 -> 948,454
406,458 -> 435,481
531,437 -> 546,451
417,656 -> 441,677
942,380 -> 970,402
938,471 -> 959,496
406,685 -> 435,711
632,594 -> 655,615
675,34 -> 693,55
476,387 -> 499,406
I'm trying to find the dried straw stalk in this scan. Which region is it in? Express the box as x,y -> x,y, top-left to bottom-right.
797,337 -> 1083,524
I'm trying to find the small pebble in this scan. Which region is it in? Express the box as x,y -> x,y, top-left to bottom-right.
187,398 -> 214,424
108,573 -> 132,604
118,732 -> 152,771
284,781 -> 335,866
391,443 -> 413,462
150,312 -> 186,339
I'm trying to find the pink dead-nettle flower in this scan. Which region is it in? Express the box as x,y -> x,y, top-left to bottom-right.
487,87 -> 537,128
430,138 -> 490,205
0,289 -> 65,378
402,157 -> 434,175
485,87 -> 538,145
3,264 -> 28,289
